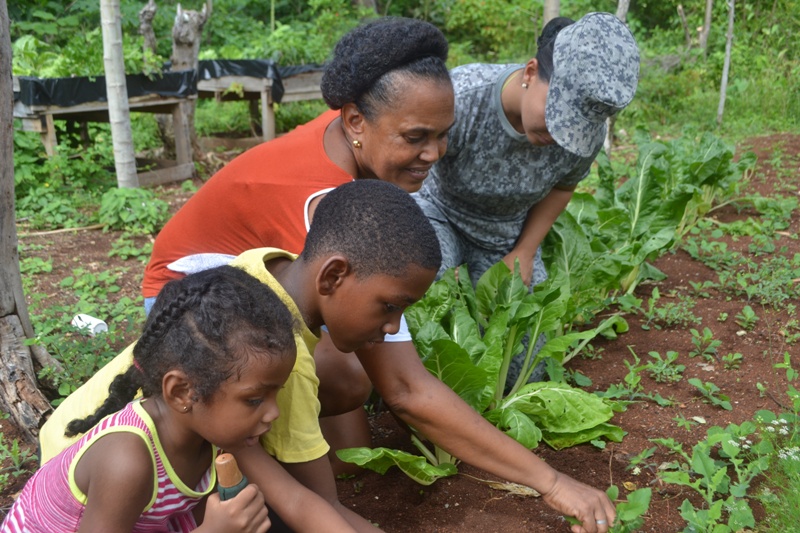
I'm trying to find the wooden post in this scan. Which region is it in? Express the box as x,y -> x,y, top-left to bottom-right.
260,82 -> 275,141
717,0 -> 735,126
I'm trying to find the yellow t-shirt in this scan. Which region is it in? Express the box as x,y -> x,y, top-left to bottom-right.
39,248 -> 328,465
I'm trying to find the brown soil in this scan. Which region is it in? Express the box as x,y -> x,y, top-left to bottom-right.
2,133 -> 799,532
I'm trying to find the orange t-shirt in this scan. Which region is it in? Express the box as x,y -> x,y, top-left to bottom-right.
142,110 -> 351,298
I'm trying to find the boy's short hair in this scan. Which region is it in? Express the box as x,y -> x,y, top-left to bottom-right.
301,180 -> 441,277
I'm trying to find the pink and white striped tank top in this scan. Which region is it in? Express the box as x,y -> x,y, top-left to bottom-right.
1,400 -> 217,532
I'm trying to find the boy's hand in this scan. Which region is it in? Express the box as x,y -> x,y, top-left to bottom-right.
199,484 -> 270,533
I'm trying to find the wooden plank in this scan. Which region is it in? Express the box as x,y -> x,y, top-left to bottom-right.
197,75 -> 273,94
13,94 -> 195,120
281,71 -> 323,102
137,162 -> 195,187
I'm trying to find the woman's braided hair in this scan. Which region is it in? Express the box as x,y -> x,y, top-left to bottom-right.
66,266 -> 296,437
321,17 -> 451,120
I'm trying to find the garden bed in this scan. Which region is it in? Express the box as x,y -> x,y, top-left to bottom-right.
3,133 -> 799,531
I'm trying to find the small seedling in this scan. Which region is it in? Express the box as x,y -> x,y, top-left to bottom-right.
735,305 -> 759,330
723,352 -> 743,370
717,312 -> 729,322
689,280 -> 717,298
689,327 -> 722,361
645,350 -> 685,383
688,378 -> 732,410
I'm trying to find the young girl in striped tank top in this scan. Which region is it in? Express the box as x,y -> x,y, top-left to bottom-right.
2,265 -> 297,533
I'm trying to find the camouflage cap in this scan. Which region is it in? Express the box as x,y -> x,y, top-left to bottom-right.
545,12 -> 640,157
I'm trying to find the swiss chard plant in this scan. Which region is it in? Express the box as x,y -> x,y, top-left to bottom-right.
338,262 -> 625,484
543,131 -> 756,328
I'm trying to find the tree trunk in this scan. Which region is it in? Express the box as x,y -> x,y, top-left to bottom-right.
699,0 -> 714,56
170,1 -> 210,158
139,0 -> 158,56
352,0 -> 377,12
717,0 -> 735,126
0,0 -> 56,444
677,4 -> 693,49
101,0 -> 139,188
543,0 -> 560,27
603,0 -> 632,157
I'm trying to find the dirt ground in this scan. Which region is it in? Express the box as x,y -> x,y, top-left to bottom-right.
2,133 -> 799,532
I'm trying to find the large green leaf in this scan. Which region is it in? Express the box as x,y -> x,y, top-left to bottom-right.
336,447 -> 457,485
424,339 -> 493,412
500,382 -> 616,435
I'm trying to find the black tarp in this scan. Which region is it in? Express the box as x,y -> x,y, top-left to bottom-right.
197,59 -> 284,103
13,62 -> 327,109
14,69 -> 197,108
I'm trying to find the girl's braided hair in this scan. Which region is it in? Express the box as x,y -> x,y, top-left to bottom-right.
66,266 -> 296,437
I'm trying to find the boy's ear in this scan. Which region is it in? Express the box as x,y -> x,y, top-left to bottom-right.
341,103 -> 366,137
162,370 -> 195,414
316,255 -> 353,296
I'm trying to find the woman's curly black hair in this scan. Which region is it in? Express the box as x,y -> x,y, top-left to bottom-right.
321,17 -> 451,120
535,16 -> 575,82
65,266 -> 296,437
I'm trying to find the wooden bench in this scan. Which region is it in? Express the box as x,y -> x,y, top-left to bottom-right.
13,74 -> 196,187
196,68 -> 324,141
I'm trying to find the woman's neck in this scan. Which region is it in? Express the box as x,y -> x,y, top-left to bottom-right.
323,116 -> 359,178
500,69 -> 525,133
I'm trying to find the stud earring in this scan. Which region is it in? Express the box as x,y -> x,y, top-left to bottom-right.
182,405 -> 190,412
352,139 -> 362,148
521,83 -> 528,89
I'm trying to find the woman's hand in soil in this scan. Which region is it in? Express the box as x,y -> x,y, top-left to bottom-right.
199,484 -> 270,533
539,471 -> 615,533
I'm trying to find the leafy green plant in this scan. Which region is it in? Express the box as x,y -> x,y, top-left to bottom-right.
20,256 -> 53,276
544,131 -> 755,329
608,485 -> 652,533
640,288 -> 702,331
338,263 -> 625,483
735,305 -> 759,330
754,411 -> 800,531
98,188 -> 170,235
689,327 -> 722,361
722,352 -> 743,370
689,280 -> 718,298
689,378 -> 733,411
674,414 -> 704,432
596,348 -> 673,407
0,432 -> 38,480
645,350 -> 685,383
109,235 -> 153,262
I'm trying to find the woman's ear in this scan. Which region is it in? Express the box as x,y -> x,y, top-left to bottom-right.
163,370 -> 195,414
522,58 -> 540,86
341,103 -> 366,137
316,255 -> 352,296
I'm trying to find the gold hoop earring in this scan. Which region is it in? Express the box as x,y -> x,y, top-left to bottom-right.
521,83 -> 528,89
352,139 -> 362,148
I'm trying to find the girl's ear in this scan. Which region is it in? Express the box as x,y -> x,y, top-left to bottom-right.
522,58 -> 540,86
341,103 -> 366,137
316,255 -> 352,296
163,370 -> 195,413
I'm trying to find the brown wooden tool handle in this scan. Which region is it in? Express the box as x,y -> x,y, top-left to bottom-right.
216,452 -> 244,488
